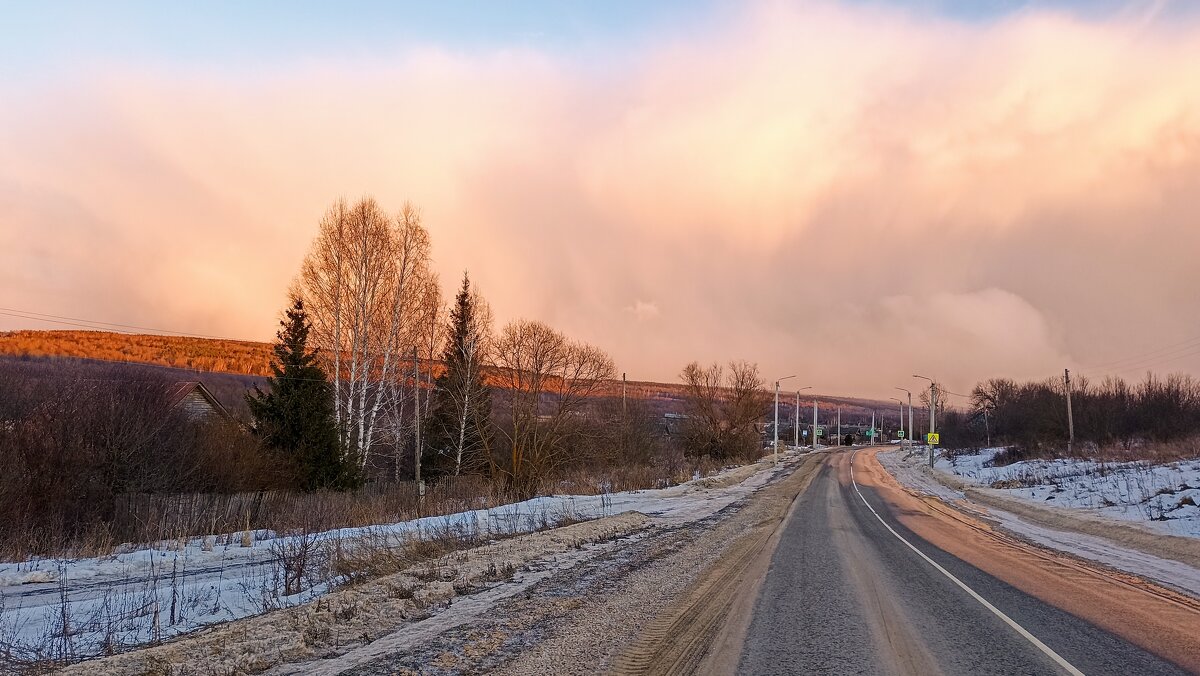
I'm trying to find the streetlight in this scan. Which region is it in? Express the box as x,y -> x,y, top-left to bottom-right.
895,387 -> 913,449
913,375 -> 937,467
890,397 -> 905,445
774,375 -> 796,465
794,386 -> 812,449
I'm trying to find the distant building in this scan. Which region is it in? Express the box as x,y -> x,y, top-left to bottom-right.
165,381 -> 234,422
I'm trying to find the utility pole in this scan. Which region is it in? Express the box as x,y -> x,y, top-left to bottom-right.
897,388 -> 914,449
413,347 -> 424,506
891,397 -> 905,446
914,375 -> 936,468
837,407 -> 842,446
773,380 -> 780,465
773,376 -> 795,463
871,410 -> 876,445
1065,368 -> 1075,455
622,372 -> 628,456
929,385 -> 937,468
898,399 -> 903,440
622,372 -> 627,417
794,391 -> 800,449
812,399 -> 818,451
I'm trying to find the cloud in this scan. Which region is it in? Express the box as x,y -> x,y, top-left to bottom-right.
625,300 -> 661,322
2,1 -> 1200,397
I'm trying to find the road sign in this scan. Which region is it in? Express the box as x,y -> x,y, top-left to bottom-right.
897,430 -> 906,439
867,428 -> 876,438
802,429 -> 809,437
926,433 -> 940,445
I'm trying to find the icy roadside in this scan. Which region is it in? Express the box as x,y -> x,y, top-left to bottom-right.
877,448 -> 1200,598
935,447 -> 1200,537
0,454 -> 795,667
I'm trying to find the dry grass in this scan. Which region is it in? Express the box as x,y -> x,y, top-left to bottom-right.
1,457 -> 727,562
47,514 -> 653,676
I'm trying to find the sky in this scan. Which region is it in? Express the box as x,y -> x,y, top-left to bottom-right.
2,0 -> 1200,399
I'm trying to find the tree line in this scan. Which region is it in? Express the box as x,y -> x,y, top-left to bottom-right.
0,357 -> 288,556
935,372 -> 1200,458
247,196 -> 776,496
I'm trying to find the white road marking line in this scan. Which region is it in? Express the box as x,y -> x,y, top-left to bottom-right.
849,451 -> 1086,676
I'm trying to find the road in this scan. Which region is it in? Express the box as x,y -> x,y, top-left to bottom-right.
737,449 -> 1200,675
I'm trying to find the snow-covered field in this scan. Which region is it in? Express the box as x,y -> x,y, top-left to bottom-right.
0,456 -> 790,665
937,448 -> 1200,538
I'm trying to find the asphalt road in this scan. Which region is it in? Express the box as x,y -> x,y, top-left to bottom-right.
737,450 -> 1192,676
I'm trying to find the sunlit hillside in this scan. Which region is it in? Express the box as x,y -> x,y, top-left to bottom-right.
0,330 -> 274,375
0,330 -> 894,417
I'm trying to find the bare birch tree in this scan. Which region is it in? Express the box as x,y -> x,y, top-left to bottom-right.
300,197 -> 437,471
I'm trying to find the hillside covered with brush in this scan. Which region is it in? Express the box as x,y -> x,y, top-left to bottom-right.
0,330 -> 274,376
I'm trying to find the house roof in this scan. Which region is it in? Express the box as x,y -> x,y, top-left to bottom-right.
165,381 -> 234,421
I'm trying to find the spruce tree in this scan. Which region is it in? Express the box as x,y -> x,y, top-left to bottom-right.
247,297 -> 353,490
426,273 -> 492,479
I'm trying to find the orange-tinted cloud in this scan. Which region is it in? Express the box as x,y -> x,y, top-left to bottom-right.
2,1 -> 1199,398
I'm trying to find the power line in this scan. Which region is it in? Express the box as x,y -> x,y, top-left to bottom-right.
1077,333 -> 1200,375
1103,345 -> 1200,379
0,306 -> 243,341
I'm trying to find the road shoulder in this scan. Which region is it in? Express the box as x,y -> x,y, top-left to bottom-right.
860,447 -> 1200,672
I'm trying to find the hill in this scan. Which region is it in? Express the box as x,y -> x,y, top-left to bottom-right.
0,330 -> 274,375
0,330 -> 897,421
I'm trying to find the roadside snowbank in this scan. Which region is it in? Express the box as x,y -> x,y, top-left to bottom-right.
58,512 -> 655,676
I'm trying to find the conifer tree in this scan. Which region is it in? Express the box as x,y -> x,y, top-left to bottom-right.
247,297 -> 354,489
426,273 -> 492,478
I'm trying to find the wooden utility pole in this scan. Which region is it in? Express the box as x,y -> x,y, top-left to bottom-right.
1064,368 -> 1075,455
622,372 -> 627,417
413,348 -> 423,504
795,391 -> 800,449
622,372 -> 628,456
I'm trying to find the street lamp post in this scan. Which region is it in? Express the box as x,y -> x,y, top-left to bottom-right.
794,386 -> 812,451
914,375 -> 936,468
895,387 -> 913,449
774,375 -> 796,465
890,397 -> 905,445
812,398 -> 818,451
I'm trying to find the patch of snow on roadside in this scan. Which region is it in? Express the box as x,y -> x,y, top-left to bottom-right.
934,449 -> 1200,538
0,456 -> 792,664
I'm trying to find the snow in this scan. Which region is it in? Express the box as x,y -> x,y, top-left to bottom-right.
0,455 -> 796,663
936,448 -> 1200,538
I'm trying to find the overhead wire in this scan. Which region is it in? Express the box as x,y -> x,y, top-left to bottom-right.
0,306 -> 242,341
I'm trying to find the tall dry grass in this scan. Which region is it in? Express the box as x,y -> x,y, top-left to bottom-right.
1,455 -> 731,562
